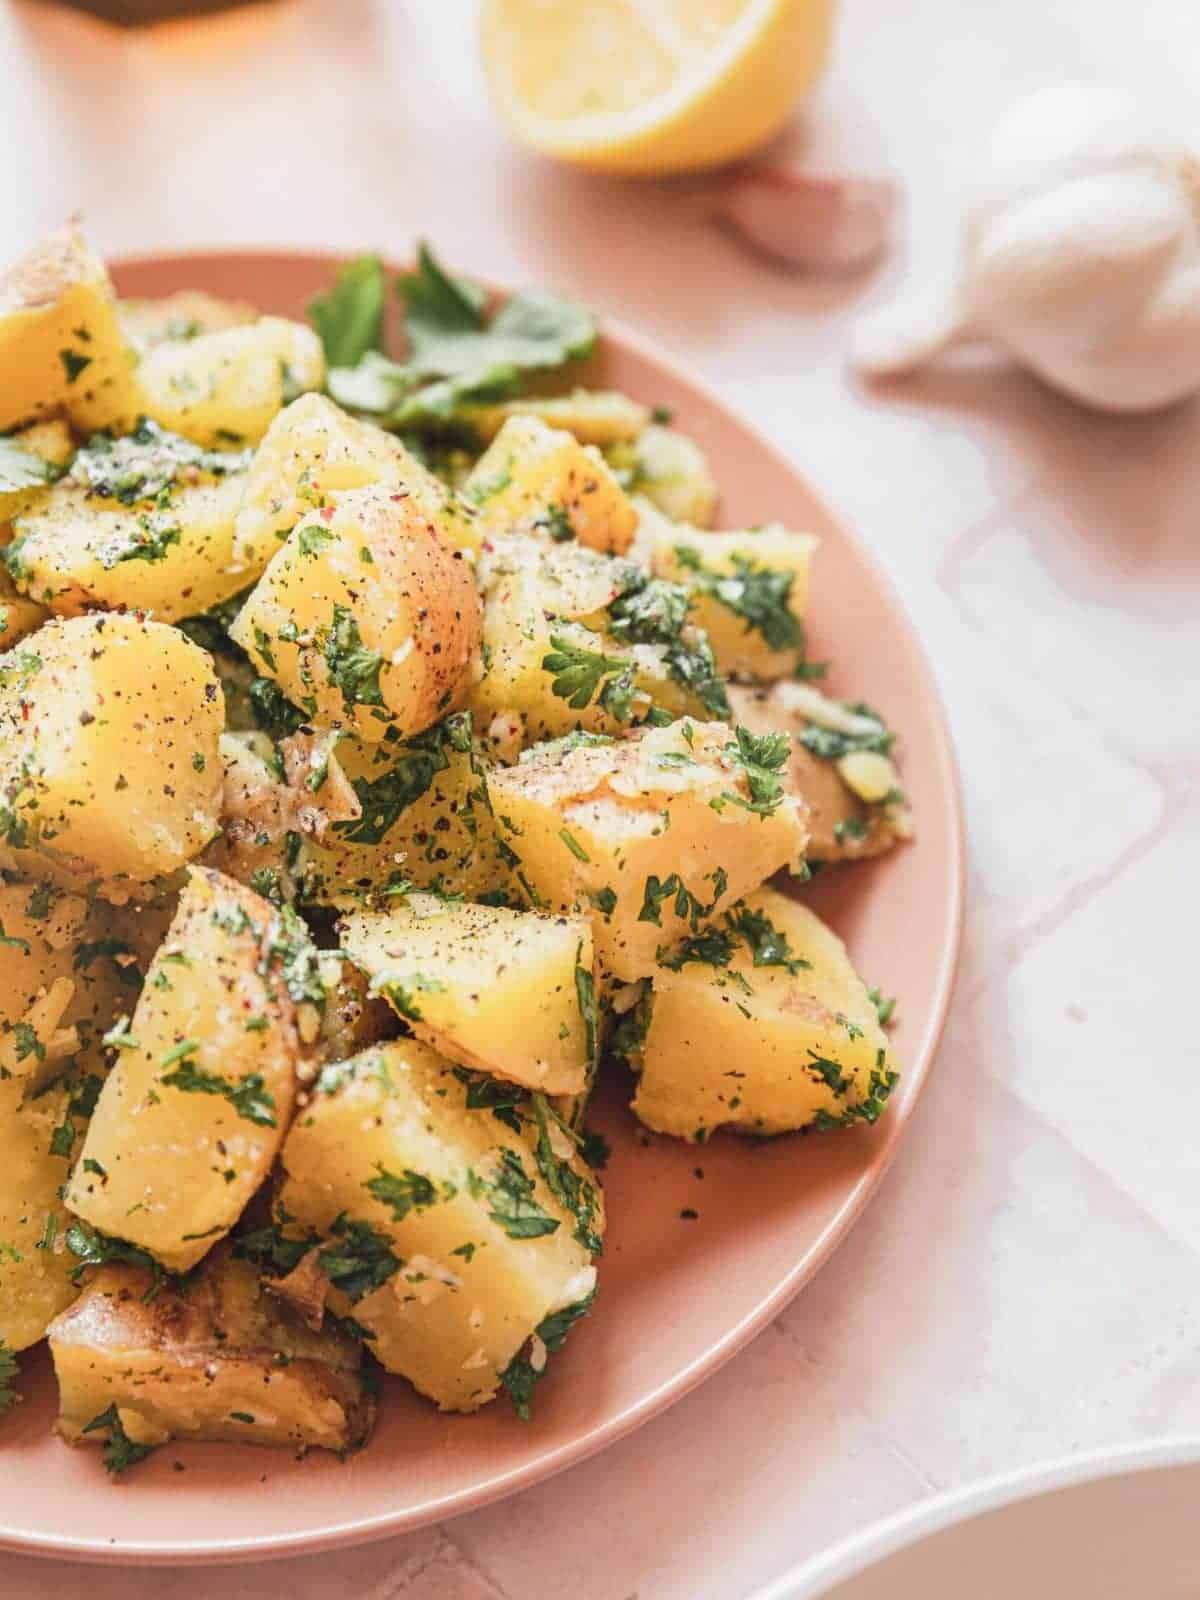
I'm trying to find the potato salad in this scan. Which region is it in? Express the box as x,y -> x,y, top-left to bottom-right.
0,227 -> 910,1472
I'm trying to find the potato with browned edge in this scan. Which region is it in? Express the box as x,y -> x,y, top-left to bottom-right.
231,483 -> 482,744
275,1039 -> 602,1413
65,867 -> 312,1272
49,1249 -> 374,1459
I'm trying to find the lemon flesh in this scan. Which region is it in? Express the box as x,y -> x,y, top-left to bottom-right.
480,0 -> 836,176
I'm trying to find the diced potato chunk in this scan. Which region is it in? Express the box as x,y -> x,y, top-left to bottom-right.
134,316 -> 324,447
471,536 -> 727,742
486,720 -> 807,982
465,415 -> 638,554
49,1250 -> 374,1456
630,885 -> 899,1140
277,1039 -> 601,1412
0,614 -> 223,896
0,418 -> 75,524
65,868 -> 308,1271
462,389 -> 649,447
119,290 -> 258,351
231,393 -> 470,575
0,223 -> 140,433
8,423 -> 250,620
729,682 -> 911,861
0,1070 -> 103,1350
611,423 -> 718,526
0,566 -> 48,651
230,483 -> 482,744
340,893 -> 593,1094
296,712 -> 511,905
641,503 -> 819,680
0,880 -> 131,1084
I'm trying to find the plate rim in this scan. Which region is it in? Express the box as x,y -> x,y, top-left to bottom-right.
748,1435 -> 1200,1600
0,247 -> 967,1566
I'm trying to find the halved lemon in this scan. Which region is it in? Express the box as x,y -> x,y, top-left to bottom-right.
480,0 -> 836,177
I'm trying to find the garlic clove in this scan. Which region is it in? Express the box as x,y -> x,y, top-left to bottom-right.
713,167 -> 896,273
849,290 -> 971,377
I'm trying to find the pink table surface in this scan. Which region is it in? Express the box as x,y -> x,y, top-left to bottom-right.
2,1 -> 1199,1596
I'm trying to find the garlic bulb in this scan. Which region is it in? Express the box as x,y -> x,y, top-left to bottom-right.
852,83 -> 1200,412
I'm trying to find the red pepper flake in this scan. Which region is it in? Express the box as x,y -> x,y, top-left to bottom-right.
320,504 -> 335,523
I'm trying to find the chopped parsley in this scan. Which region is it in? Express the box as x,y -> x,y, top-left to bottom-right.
65,1220 -> 164,1300
454,1067 -> 527,1134
813,1056 -> 900,1130
868,987 -> 897,1027
371,970 -> 448,1023
318,1214 -> 402,1301
798,704 -> 893,762
532,1095 -> 603,1255
81,1404 -> 157,1474
364,1164 -> 440,1222
160,1056 -> 277,1128
542,632 -> 634,717
574,950 -> 598,1062
606,571 -> 729,718
70,419 -> 248,505
720,724 -> 791,818
470,1149 -> 559,1240
675,545 -> 803,653
499,1288 -> 597,1420
336,712 -> 472,845
724,903 -> 810,973
323,604 -> 387,712
638,870 -> 726,931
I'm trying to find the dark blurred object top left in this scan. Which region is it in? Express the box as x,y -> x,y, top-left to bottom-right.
38,0 -> 267,23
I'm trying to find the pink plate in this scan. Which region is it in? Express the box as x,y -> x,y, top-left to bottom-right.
0,251 -> 965,1565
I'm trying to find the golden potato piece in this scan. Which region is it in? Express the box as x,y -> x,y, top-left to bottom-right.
0,1071 -> 99,1351
462,388 -> 649,447
0,880 -> 132,1085
8,422 -> 250,621
0,613 -> 223,897
729,682 -> 912,862
470,536 -> 728,742
630,885 -> 899,1140
465,415 -> 638,554
0,223 -> 139,434
340,893 -> 593,1095
0,565 -> 48,651
610,423 -> 718,526
49,1251 -> 374,1459
0,418 -> 75,525
134,316 -> 324,447
487,719 -> 808,982
230,483 -> 482,744
276,1038 -> 601,1412
66,868 -> 309,1271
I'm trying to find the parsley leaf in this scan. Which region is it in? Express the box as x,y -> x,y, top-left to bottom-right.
323,604 -> 386,712
606,572 -> 729,719
336,711 -> 471,845
799,705 -> 893,762
574,948 -> 598,1062
868,986 -> 897,1027
307,253 -> 386,367
318,1213 -> 402,1301
722,724 -> 791,818
471,1149 -> 559,1240
542,632 -> 633,715
531,1095 -> 602,1256
454,1066 -> 527,1134
81,1404 -> 158,1475
364,1164 -> 439,1222
161,1057 -> 277,1128
65,1220 -> 164,1299
724,903 -> 810,973
499,1288 -> 597,1421
675,546 -> 803,652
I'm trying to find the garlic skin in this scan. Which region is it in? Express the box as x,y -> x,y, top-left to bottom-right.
852,84 -> 1200,413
